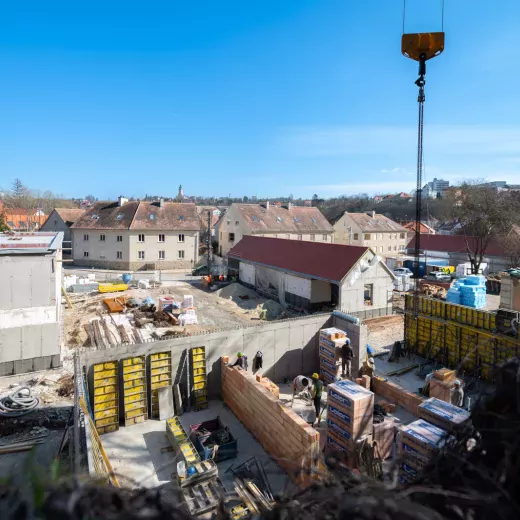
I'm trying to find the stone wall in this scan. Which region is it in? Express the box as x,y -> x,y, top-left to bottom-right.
221,358 -> 319,487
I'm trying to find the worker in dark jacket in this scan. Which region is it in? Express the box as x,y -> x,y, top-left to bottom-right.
342,338 -> 353,378
311,373 -> 324,426
232,352 -> 248,370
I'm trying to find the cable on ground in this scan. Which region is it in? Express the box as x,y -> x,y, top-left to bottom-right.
0,387 -> 40,417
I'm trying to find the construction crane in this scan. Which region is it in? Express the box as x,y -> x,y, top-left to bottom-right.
401,1 -> 445,345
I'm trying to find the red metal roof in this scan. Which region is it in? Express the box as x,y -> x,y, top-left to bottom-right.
228,236 -> 368,282
407,234 -> 506,257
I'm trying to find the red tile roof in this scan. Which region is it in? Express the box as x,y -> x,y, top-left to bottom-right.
228,236 -> 368,282
407,234 -> 506,257
403,221 -> 436,234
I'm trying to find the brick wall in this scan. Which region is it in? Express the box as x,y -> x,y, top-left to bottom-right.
221,357 -> 319,487
373,376 -> 425,416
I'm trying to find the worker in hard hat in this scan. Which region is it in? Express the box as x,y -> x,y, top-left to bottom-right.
451,380 -> 464,408
360,357 -> 376,379
310,373 -> 324,427
232,352 -> 248,371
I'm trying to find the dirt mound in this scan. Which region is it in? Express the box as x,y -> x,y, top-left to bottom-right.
259,299 -> 284,320
216,283 -> 260,302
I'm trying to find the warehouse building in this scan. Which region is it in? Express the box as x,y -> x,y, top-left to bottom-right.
228,236 -> 395,316
0,232 -> 63,375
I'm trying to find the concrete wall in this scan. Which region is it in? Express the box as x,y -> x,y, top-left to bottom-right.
331,314 -> 368,373
285,273 -> 312,299
239,262 -> 256,285
311,279 -> 331,303
72,229 -> 198,270
78,314 -> 332,400
339,258 -> 393,314
0,252 -> 62,376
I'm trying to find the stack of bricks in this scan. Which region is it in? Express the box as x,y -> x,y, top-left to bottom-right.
398,419 -> 447,484
429,369 -> 461,403
221,357 -> 319,487
255,374 -> 280,399
418,397 -> 470,433
319,327 -> 347,384
325,379 -> 374,466
372,376 -> 425,416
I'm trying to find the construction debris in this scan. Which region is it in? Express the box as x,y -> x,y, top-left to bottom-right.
57,375 -> 74,397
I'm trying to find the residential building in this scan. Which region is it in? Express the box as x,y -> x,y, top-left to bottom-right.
0,202 -> 46,231
422,178 -> 450,198
303,200 -> 312,207
217,202 -> 333,257
402,221 -> 436,235
40,208 -> 86,250
71,197 -> 200,270
228,236 -> 395,316
0,232 -> 63,375
406,234 -> 510,273
332,211 -> 408,255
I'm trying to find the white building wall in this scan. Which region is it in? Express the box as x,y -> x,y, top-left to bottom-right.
239,262 -> 256,286
284,273 -> 312,299
40,211 -> 72,244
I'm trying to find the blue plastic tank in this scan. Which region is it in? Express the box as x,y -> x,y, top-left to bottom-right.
122,273 -> 132,284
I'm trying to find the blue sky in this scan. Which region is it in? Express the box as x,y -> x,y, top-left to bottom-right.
1,0 -> 520,200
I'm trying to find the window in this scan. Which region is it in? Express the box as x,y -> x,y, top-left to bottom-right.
83,251 -> 89,258
310,234 -> 315,241
322,234 -> 327,241
116,251 -> 122,259
158,234 -> 165,242
138,251 -> 145,259
83,234 -> 89,241
276,216 -> 283,222
394,245 -> 397,251
400,233 -> 406,239
178,250 -> 185,259
252,215 -> 260,222
353,233 -> 359,240
297,234 -> 302,241
388,246 -> 392,252
364,233 -> 371,240
229,232 -> 235,242
294,217 -> 300,223
364,284 -> 373,306
311,217 -> 317,223
158,251 -> 165,260
54,220 -> 58,225
178,234 -> 185,242
149,214 -> 155,220
100,234 -> 105,241
227,219 -> 230,225
399,245 -> 405,251
117,235 -> 122,242
116,214 -> 123,220
178,215 -> 185,221
138,234 -> 145,242
380,246 -> 384,253
235,220 -> 239,225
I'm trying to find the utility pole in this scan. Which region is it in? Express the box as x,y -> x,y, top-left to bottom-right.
207,211 -> 212,276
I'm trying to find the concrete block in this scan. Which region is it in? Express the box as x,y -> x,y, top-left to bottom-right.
51,354 -> 61,368
0,361 -> 15,377
14,358 -> 35,374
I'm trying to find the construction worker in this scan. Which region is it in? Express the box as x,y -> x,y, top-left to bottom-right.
342,338 -> 353,378
360,357 -> 376,379
311,373 -> 323,426
451,380 -> 464,408
232,352 -> 248,370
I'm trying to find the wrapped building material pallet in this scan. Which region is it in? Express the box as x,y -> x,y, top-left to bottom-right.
418,397 -> 470,432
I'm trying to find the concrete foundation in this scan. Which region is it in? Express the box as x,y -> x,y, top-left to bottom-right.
72,259 -> 193,271
0,354 -> 61,377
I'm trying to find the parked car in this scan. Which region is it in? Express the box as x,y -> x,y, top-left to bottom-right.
393,267 -> 413,276
426,272 -> 452,282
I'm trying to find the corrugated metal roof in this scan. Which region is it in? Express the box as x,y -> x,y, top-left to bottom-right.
0,232 -> 63,255
228,235 -> 368,283
407,234 -> 506,257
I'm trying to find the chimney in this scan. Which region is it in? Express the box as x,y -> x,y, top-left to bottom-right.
159,198 -> 164,208
366,210 -> 376,218
265,201 -> 270,210
118,195 -> 128,207
286,202 -> 294,210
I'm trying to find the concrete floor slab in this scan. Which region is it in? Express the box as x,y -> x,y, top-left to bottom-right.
102,400 -> 292,495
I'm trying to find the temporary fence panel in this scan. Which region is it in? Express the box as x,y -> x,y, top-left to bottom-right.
149,351 -> 173,419
404,294 -> 520,381
121,355 -> 148,426
93,361 -> 119,434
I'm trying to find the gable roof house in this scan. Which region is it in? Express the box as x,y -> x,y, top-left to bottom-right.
70,197 -> 200,270
0,202 -> 46,231
332,211 -> 408,257
217,202 -> 333,257
40,208 -> 86,249
228,236 -> 395,318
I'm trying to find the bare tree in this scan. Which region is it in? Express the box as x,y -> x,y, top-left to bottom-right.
499,225 -> 520,268
453,182 -> 515,274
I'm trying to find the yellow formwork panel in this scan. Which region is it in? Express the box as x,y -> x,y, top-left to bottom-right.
93,361 -> 119,434
150,351 -> 172,418
121,356 -> 147,426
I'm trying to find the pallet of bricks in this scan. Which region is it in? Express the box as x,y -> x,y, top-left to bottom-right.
398,419 -> 447,484
93,361 -> 120,434
325,379 -> 374,467
319,327 -> 347,385
191,347 -> 208,410
149,351 -> 173,419
121,355 -> 148,426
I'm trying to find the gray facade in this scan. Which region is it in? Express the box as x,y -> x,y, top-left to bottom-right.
0,233 -> 63,376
